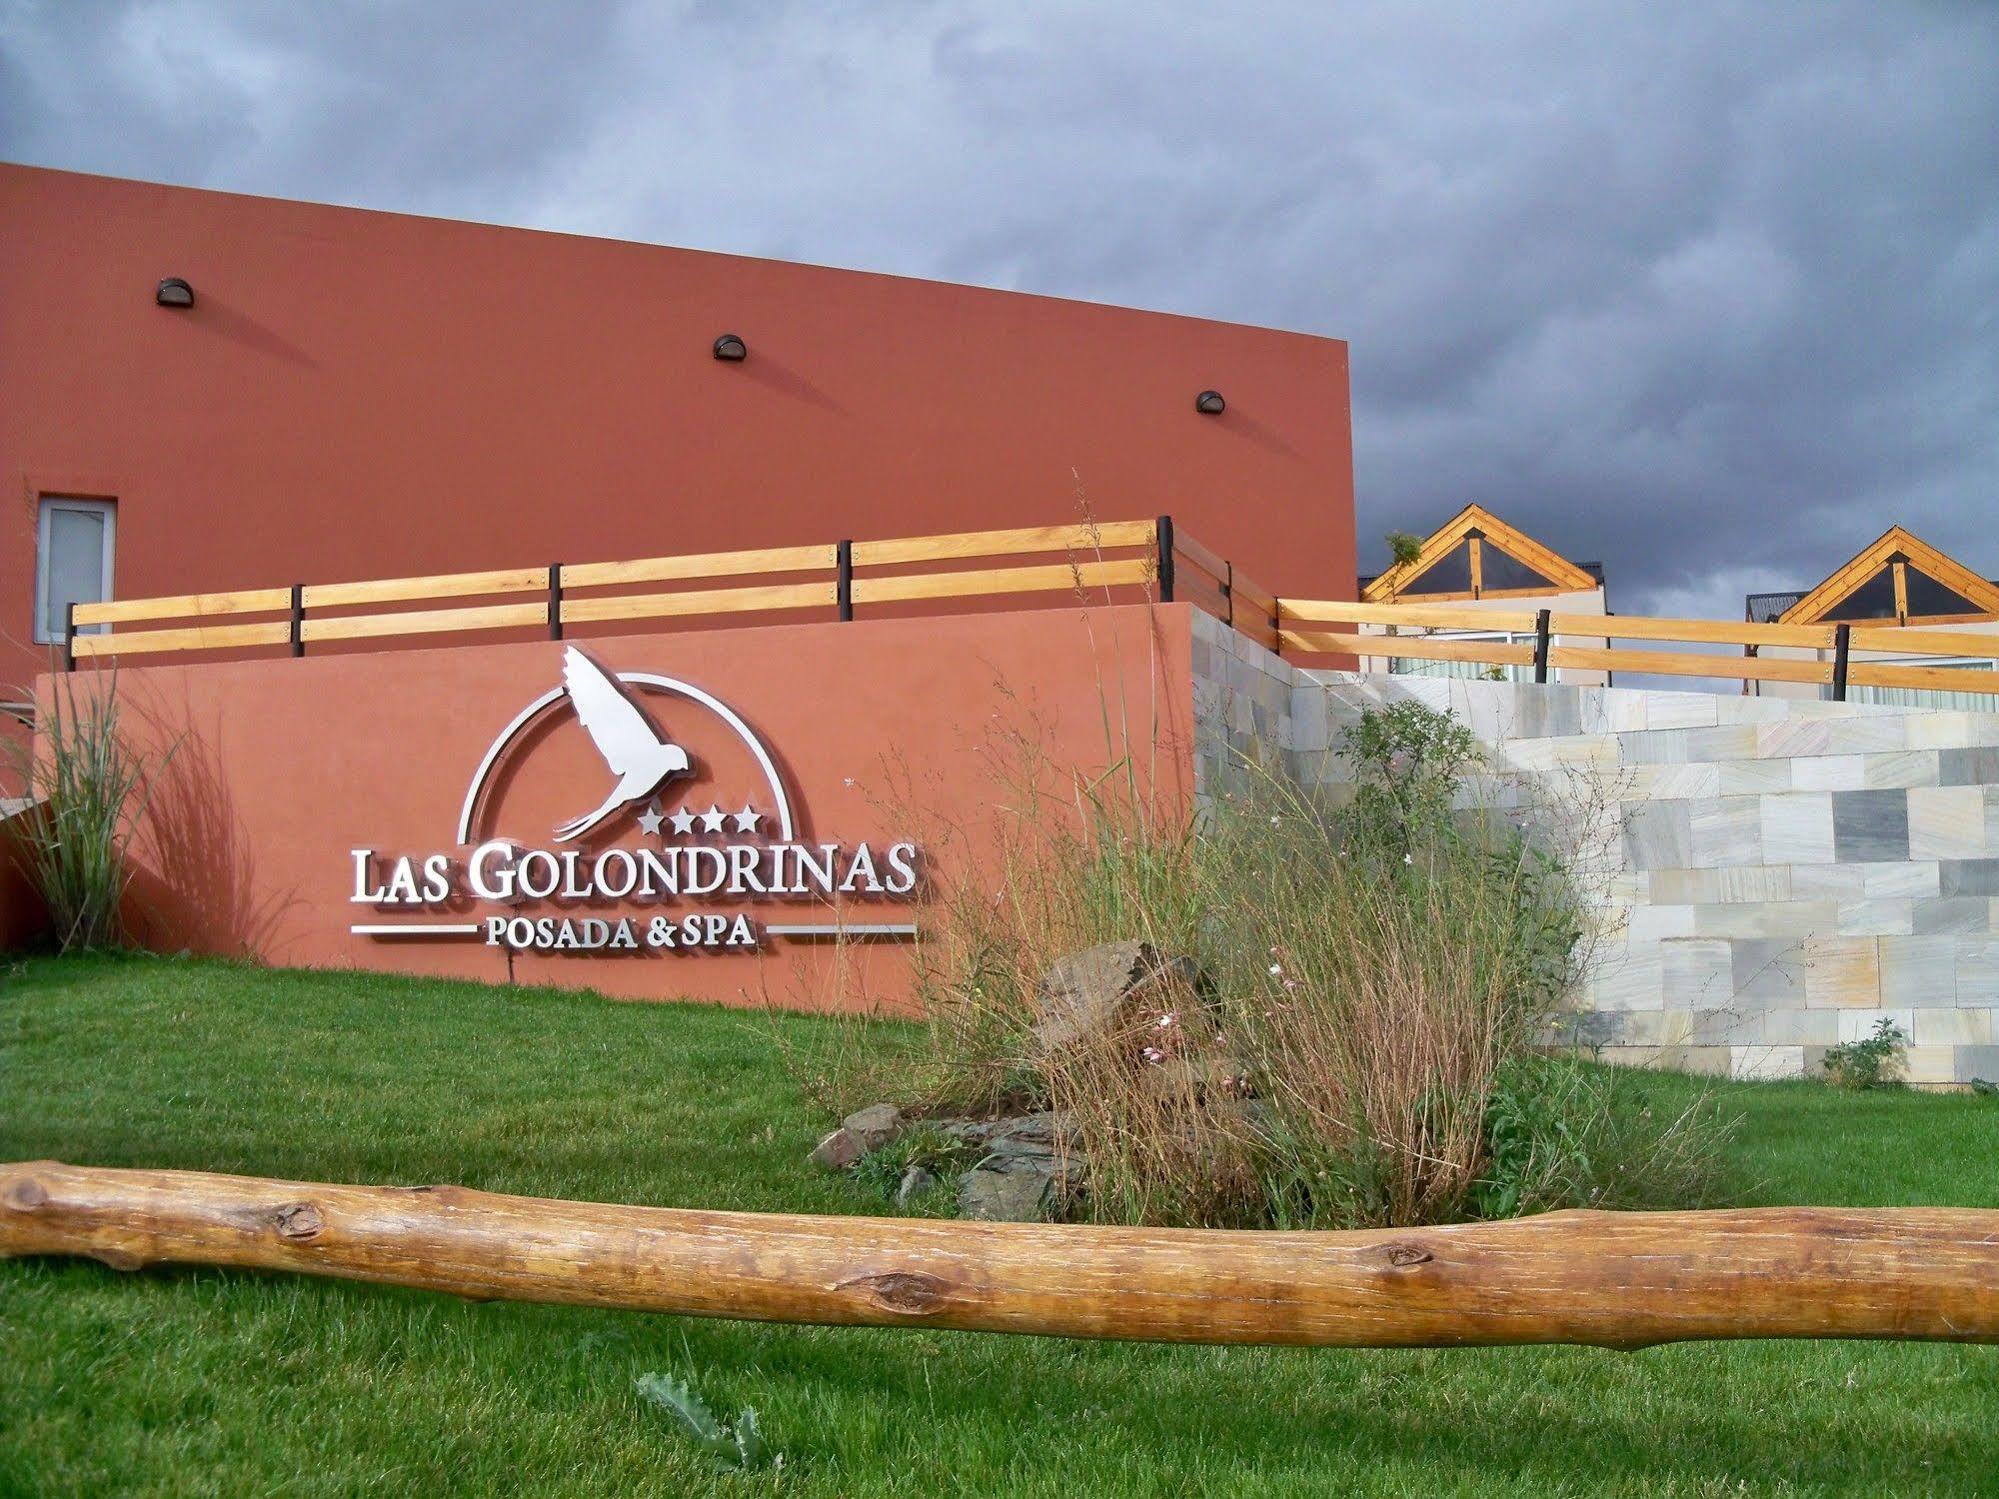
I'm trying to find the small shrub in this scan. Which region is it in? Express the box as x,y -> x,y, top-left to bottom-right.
1385,530 -> 1426,568
636,1373 -> 772,1471
3,669 -> 172,952
1823,1019 -> 1908,1089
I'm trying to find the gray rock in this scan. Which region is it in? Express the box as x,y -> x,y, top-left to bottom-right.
808,1127 -> 863,1170
957,1159 -> 1055,1221
1032,940 -> 1204,1054
894,1164 -> 936,1206
841,1103 -> 904,1152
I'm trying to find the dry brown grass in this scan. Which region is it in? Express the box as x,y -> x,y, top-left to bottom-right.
790,693 -> 1724,1231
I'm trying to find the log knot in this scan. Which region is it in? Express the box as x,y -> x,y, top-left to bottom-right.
3,1177 -> 49,1212
839,1271 -> 953,1316
274,1203 -> 325,1241
1384,1243 -> 1432,1267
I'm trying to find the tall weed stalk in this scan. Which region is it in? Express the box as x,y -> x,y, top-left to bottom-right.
4,669 -> 168,951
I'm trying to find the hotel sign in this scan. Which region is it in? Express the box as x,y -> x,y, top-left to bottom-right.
348,648 -> 918,952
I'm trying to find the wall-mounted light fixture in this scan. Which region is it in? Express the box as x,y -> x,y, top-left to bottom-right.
712,333 -> 747,361
1194,389 -> 1226,415
156,277 -> 195,309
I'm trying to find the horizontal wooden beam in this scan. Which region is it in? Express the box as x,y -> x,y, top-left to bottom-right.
1548,613 -> 1836,651
1280,599 -> 1542,633
1229,569 -> 1275,621
562,581 -> 836,624
1845,660 -> 1999,696
562,544 -> 836,590
72,587 -> 293,627
69,621 -> 293,658
302,567 -> 550,610
850,557 -> 1149,606
1846,625 -> 1999,659
1278,629 -> 1537,666
1171,530 -> 1230,588
4,1163 -> 1996,1349
850,520 -> 1153,568
1548,644 -> 1830,686
300,601 -> 548,644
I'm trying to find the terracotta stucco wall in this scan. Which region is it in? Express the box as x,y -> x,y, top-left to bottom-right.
34,603 -> 1194,1011
0,164 -> 1353,696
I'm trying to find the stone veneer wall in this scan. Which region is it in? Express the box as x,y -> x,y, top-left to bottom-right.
1189,610 -> 1999,1087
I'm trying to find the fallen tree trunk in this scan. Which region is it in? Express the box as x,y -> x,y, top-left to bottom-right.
4,1161 -> 1997,1349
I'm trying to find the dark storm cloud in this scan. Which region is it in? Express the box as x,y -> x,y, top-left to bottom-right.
4,1 -> 1994,613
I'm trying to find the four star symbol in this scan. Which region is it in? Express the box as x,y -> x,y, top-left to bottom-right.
639,800 -> 763,839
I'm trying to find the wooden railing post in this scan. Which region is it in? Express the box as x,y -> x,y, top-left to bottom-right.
1832,623 -> 1852,701
289,584 -> 304,658
1155,515 -> 1176,603
1532,608 -> 1552,684
62,601 -> 76,673
836,539 -> 853,622
548,564 -> 564,640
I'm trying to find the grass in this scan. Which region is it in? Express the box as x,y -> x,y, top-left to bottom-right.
2,953 -> 1996,1497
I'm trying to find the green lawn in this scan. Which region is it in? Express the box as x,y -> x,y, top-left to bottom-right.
2,954 -> 1996,1497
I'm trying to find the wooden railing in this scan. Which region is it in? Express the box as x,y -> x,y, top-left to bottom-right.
64,518 -> 1187,665
1275,600 -> 1999,701
58,519 -> 1999,702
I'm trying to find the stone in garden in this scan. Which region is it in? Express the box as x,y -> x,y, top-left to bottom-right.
808,1128 -> 863,1170
895,1164 -> 936,1206
1032,940 -> 1205,1053
841,1103 -> 904,1152
981,1111 -> 1080,1156
957,1158 -> 1057,1221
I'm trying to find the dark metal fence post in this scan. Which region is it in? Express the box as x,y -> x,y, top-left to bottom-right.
1222,560 -> 1234,628
1155,515 -> 1176,603
62,601 -> 76,673
836,539 -> 854,621
290,584 -> 305,658
1831,623 -> 1851,702
1532,608 -> 1552,684
548,563 -> 564,640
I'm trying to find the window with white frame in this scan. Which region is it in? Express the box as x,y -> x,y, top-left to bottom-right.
34,497 -> 116,644
1387,630 -> 1539,683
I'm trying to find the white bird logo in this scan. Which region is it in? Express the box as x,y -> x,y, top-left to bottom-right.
551,647 -> 691,842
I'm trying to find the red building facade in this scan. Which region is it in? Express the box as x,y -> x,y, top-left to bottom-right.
0,164 -> 1356,700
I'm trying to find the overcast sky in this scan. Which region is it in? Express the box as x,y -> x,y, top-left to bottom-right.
3,1 -> 1994,615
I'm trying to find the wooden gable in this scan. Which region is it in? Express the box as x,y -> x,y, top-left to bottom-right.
1362,503 -> 1598,603
1777,527 -> 1999,626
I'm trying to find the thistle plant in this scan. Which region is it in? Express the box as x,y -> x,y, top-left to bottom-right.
635,1372 -> 772,1472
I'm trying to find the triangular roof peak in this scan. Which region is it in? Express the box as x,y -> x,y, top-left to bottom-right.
1778,526 -> 1999,625
1362,503 -> 1597,602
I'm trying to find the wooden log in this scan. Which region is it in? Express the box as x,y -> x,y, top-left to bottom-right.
4,1163 -> 1997,1349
